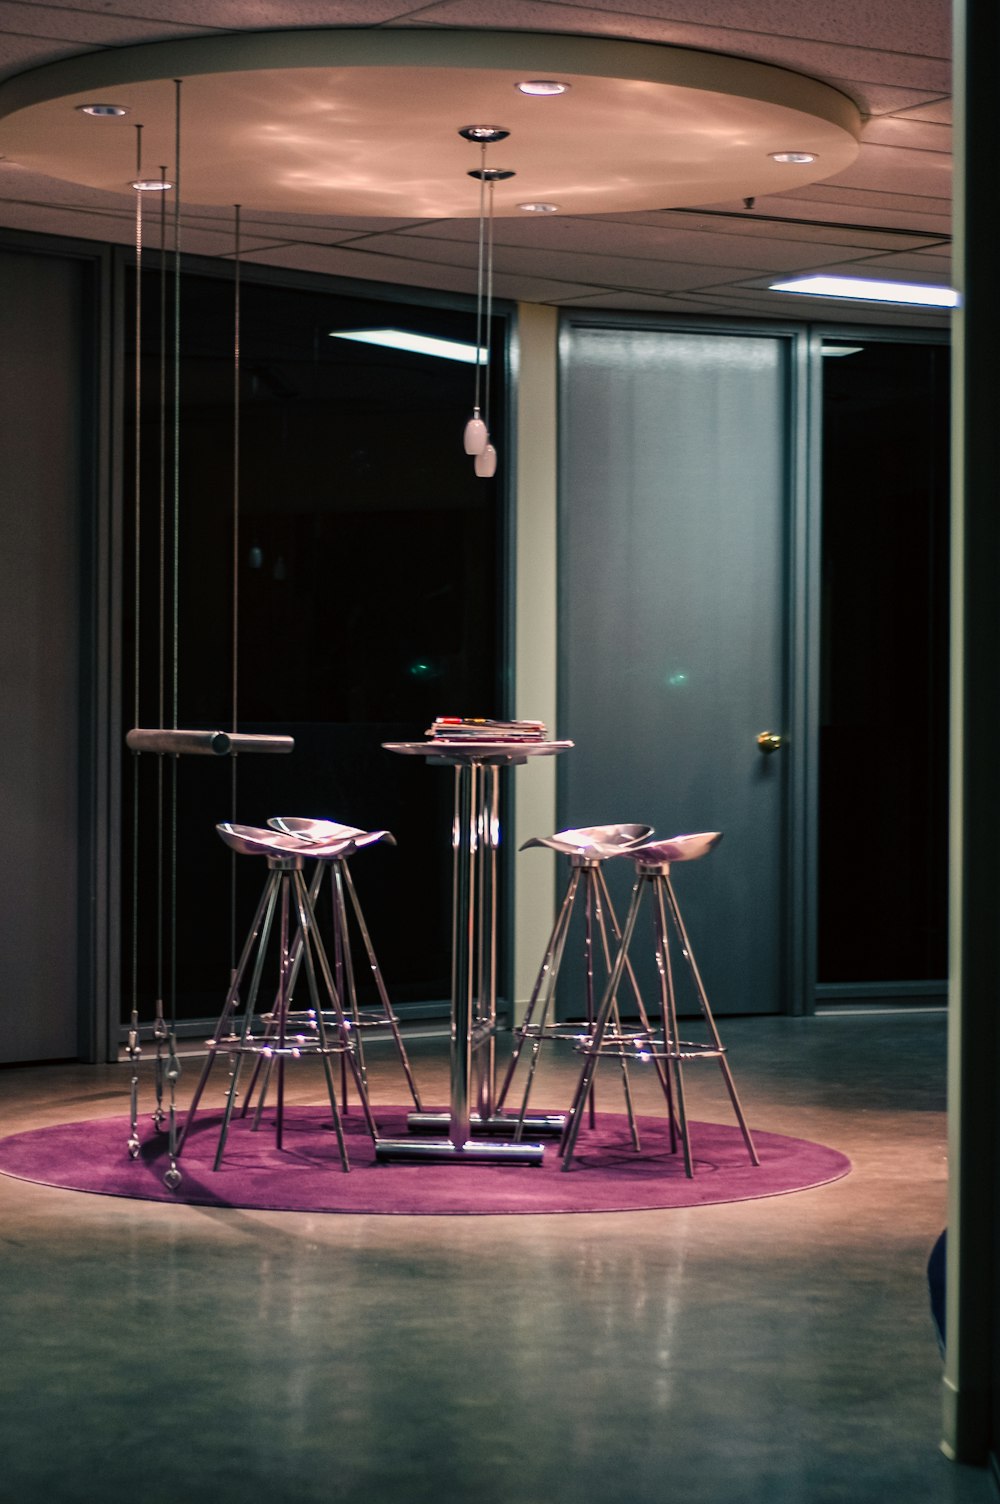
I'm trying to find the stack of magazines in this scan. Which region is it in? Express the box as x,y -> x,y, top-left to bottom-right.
427,716 -> 547,743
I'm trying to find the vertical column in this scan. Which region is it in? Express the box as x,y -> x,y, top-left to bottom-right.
944,0 -> 1000,1465
514,304 -> 559,1018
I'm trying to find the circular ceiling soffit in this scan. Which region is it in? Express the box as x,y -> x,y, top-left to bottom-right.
0,30 -> 861,217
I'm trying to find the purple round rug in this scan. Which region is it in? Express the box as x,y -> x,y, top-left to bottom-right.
0,1107 -> 850,1215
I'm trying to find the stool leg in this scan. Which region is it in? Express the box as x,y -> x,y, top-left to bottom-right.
652,877 -> 693,1176
331,865 -> 358,1110
293,869 -> 377,1144
597,867 -> 676,1150
291,870 -> 351,1171
178,869 -> 279,1154
495,866 -> 581,1115
342,864 -> 424,1111
511,868 -> 583,1139
663,877 -> 759,1167
592,874 -> 641,1151
583,871 -> 598,1127
561,875 -> 644,1170
242,864 -> 325,1117
212,873 -> 284,1170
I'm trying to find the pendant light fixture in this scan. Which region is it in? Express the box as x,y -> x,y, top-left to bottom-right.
458,125 -> 514,477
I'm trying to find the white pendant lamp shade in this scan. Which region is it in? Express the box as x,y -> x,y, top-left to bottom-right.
474,442 -> 497,478
464,410 -> 488,454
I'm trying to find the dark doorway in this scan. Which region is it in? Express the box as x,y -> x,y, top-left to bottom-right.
818,337 -> 949,987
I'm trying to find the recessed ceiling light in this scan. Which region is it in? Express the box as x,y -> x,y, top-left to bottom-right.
518,202 -> 560,213
515,80 -> 570,96
329,329 -> 486,364
77,103 -> 130,117
769,150 -> 816,164
131,179 -> 173,191
770,274 -> 958,308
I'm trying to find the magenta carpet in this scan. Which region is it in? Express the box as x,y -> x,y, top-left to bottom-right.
0,1106 -> 850,1215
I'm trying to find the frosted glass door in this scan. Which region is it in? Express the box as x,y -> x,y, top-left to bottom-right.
559,324 -> 789,1015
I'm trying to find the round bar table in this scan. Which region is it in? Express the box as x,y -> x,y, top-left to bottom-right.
376,739 -> 572,1165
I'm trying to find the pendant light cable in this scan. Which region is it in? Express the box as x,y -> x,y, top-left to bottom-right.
127,122 -> 144,1158
473,143 -> 486,418
230,203 -> 242,971
156,165 -> 168,1014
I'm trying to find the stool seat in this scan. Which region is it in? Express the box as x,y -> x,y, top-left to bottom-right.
521,823 -> 652,862
215,821 -> 310,859
269,816 -> 396,855
615,831 -> 721,871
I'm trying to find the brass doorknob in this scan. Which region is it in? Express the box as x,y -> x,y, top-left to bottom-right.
756,731 -> 783,755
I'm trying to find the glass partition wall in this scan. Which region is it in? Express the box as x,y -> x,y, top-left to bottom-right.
817,335 -> 949,997
121,265 -> 506,1035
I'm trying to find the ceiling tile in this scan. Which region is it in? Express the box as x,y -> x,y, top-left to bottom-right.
393,1 -> 950,92
860,116 -> 951,151
0,3 -> 201,43
825,142 -> 952,198
846,249 -> 955,277
402,211 -> 912,274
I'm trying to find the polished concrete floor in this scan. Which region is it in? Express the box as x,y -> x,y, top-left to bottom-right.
0,1012 -> 994,1504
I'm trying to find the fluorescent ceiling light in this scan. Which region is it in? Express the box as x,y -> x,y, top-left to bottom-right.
820,345 -> 864,357
769,274 -> 958,309
329,328 -> 485,363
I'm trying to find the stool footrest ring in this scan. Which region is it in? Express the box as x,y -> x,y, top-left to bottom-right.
575,1034 -> 726,1062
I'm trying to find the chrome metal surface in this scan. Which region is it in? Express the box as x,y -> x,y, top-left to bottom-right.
621,831 -> 723,874
268,816 -> 396,853
214,821 -> 309,859
373,1136 -> 544,1165
520,822 -> 653,861
383,737 -> 572,1161
178,849 -> 377,1172
496,838 -> 655,1145
252,819 -> 423,1113
756,731 -> 783,754
406,1110 -> 566,1136
126,727 -> 294,755
560,833 -> 759,1177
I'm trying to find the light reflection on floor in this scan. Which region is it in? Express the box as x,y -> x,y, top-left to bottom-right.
0,1012 -> 990,1504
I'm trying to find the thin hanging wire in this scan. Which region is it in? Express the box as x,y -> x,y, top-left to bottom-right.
170,79 -> 182,1036
482,176 -> 496,431
129,122 -> 144,1051
156,163 -> 168,1008
473,142 -> 487,414
230,203 -> 242,971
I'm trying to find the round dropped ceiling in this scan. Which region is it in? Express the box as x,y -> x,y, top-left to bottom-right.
0,30 -> 861,217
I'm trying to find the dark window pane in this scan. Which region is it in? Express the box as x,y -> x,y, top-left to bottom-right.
121,269 -> 504,1023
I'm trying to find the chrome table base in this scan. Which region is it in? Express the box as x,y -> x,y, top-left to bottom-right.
379,740 -> 571,1164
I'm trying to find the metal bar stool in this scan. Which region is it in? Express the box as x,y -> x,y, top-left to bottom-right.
560,832 -> 760,1177
495,823 -> 660,1141
263,816 -> 423,1112
178,823 -> 376,1173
